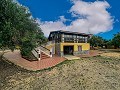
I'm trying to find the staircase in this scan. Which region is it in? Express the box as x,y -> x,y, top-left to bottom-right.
41,52 -> 51,60
32,45 -> 52,60
32,41 -> 55,60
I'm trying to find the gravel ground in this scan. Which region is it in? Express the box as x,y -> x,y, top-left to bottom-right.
0,51 -> 120,90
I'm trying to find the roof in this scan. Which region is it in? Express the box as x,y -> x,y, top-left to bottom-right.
48,30 -> 93,40
49,30 -> 92,36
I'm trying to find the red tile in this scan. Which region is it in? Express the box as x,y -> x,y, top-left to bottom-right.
4,50 -> 66,71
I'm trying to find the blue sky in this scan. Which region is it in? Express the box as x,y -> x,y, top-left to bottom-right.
17,0 -> 120,40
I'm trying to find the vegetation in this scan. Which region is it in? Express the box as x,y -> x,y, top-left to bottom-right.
0,0 -> 46,59
89,32 -> 120,49
112,32 -> 120,48
88,35 -> 104,48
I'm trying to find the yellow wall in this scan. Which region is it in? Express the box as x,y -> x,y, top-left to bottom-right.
45,42 -> 90,54
60,43 -> 90,51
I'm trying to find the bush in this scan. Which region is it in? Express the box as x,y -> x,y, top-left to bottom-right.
20,39 -> 35,60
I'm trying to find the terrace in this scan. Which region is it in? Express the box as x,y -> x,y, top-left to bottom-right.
48,30 -> 91,43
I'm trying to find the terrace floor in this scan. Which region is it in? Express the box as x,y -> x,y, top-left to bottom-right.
3,50 -> 100,71
3,50 -> 66,71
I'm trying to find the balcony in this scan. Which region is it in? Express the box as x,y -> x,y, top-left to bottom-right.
62,37 -> 87,43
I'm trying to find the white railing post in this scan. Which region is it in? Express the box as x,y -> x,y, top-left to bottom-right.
38,49 -> 41,60
50,48 -> 52,57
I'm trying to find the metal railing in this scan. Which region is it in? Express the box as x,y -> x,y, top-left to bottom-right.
38,45 -> 52,57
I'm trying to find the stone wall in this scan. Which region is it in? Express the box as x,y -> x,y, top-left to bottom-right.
55,43 -> 61,56
73,50 -> 89,56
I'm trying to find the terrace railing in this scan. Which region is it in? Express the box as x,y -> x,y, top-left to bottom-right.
37,45 -> 52,57
31,49 -> 39,59
32,45 -> 52,60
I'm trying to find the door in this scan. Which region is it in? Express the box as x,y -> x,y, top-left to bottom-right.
78,46 -> 82,51
64,46 -> 74,55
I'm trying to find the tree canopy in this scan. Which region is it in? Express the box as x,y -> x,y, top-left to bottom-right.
0,0 -> 46,58
88,35 -> 104,47
89,33 -> 120,49
112,32 -> 120,48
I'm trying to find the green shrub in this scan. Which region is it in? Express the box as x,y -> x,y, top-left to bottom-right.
20,39 -> 35,60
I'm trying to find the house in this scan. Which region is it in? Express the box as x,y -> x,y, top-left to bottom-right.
45,30 -> 92,57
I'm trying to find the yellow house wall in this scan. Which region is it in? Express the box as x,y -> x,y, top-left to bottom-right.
45,42 -> 90,55
60,43 -> 90,52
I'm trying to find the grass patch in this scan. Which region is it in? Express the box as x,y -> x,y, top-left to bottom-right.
35,59 -> 82,72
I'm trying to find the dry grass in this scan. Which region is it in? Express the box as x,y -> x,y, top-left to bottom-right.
101,52 -> 120,58
0,50 -> 120,90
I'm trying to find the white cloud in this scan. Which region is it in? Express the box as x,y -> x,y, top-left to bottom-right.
36,17 -> 67,36
37,0 -> 114,36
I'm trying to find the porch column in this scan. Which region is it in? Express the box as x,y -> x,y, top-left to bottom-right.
38,49 -> 41,60
77,36 -> 78,43
50,48 -> 52,57
62,34 -> 64,42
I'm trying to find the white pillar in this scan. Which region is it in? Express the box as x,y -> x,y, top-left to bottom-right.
38,49 -> 41,60
77,36 -> 78,43
62,34 -> 64,42
50,48 -> 52,57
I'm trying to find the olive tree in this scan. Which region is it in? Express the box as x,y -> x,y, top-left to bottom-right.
112,32 -> 120,48
0,0 -> 46,59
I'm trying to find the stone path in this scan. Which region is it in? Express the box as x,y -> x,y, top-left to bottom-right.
64,55 -> 80,60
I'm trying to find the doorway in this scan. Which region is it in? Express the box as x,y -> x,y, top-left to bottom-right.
78,46 -> 82,51
64,46 -> 74,55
